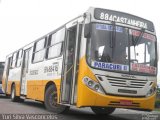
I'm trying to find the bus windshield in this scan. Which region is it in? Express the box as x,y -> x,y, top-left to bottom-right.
86,23 -> 157,75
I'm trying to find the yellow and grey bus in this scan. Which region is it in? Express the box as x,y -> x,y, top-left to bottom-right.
2,7 -> 158,114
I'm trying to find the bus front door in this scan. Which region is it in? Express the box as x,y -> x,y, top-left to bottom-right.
60,22 -> 81,104
20,48 -> 31,95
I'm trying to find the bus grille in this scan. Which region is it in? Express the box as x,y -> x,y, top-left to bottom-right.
107,76 -> 148,88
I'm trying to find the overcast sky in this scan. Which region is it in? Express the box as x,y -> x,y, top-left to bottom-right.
0,0 -> 160,81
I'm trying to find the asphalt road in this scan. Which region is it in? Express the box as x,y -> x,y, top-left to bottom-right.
0,95 -> 160,120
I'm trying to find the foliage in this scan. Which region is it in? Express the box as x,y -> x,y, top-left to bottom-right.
157,88 -> 160,93
155,99 -> 160,108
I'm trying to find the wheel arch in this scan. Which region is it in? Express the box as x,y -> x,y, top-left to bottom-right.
44,80 -> 61,102
45,81 -> 57,94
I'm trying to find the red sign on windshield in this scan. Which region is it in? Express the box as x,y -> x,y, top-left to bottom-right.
131,63 -> 156,75
129,30 -> 156,42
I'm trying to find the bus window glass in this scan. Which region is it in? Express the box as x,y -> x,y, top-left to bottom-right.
17,50 -> 23,67
46,27 -> 65,60
33,38 -> 46,63
13,53 -> 17,61
11,53 -> 17,68
33,49 -> 45,63
50,33 -> 56,45
35,38 -> 45,51
47,43 -> 62,59
86,23 -> 156,75
87,23 -> 129,72
129,29 -> 156,75
51,28 -> 65,45
18,50 -> 23,58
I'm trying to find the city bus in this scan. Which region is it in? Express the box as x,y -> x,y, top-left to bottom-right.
2,7 -> 158,114
0,62 -> 4,94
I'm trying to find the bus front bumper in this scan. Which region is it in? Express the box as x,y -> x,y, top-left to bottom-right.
77,85 -> 156,111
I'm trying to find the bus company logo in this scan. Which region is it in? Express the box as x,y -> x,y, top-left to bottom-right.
142,113 -> 159,120
126,81 -> 131,86
121,74 -> 136,79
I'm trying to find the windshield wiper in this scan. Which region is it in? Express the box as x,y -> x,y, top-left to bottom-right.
133,28 -> 145,46
110,21 -> 116,48
131,28 -> 145,62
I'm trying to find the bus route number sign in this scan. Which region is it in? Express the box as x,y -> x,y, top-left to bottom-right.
94,8 -> 154,32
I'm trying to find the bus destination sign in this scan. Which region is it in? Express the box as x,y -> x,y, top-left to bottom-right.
94,8 -> 154,32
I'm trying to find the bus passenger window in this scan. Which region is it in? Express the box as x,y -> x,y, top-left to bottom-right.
17,50 -> 23,67
51,28 -> 65,44
47,43 -> 62,59
46,28 -> 65,59
11,52 -> 17,68
32,38 -> 46,63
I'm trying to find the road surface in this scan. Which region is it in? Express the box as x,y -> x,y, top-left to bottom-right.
0,95 -> 159,120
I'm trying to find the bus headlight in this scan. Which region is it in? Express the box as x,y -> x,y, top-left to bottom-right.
83,77 -> 105,94
88,81 -> 94,87
146,86 -> 156,97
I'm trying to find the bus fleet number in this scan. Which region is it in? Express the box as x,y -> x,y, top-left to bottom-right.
44,65 -> 58,73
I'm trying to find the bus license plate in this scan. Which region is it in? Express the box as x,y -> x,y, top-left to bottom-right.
120,100 -> 132,106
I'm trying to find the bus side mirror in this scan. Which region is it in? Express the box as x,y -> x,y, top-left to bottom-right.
84,23 -> 91,38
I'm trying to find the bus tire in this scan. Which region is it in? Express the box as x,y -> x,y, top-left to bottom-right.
11,84 -> 18,102
44,85 -> 69,113
5,94 -> 10,98
17,98 -> 24,102
91,107 -> 115,115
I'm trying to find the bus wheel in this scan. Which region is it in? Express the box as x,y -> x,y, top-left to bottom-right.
44,85 -> 69,113
10,84 -> 24,102
91,107 -> 115,115
11,84 -> 17,102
